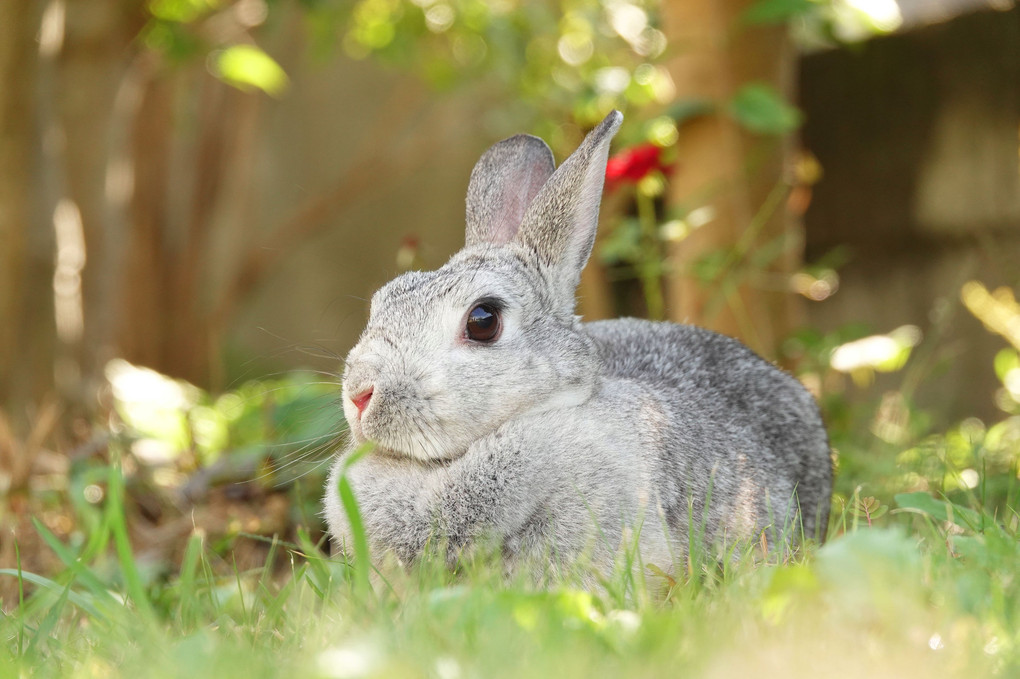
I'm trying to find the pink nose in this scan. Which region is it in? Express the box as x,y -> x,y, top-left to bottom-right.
351,389 -> 374,417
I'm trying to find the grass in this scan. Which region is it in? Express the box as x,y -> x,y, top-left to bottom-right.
1,449 -> 1018,679
2,340 -> 1019,678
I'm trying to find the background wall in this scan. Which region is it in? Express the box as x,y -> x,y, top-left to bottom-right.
801,7 -> 1020,421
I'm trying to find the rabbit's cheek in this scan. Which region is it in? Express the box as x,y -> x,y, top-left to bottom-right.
341,396 -> 361,429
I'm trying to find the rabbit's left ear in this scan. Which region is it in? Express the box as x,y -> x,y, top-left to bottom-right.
515,111 -> 622,306
465,134 -> 556,248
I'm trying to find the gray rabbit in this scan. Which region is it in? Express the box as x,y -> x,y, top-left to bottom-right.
323,111 -> 832,579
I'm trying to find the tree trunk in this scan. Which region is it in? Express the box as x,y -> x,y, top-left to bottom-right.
118,64 -> 173,375
661,0 -> 802,357
0,0 -> 50,417
53,0 -> 139,403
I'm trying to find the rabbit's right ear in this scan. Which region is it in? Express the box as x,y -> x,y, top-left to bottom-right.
465,134 -> 556,248
514,111 -> 622,311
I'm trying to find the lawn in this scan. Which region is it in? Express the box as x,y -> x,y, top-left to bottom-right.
1,355 -> 1018,678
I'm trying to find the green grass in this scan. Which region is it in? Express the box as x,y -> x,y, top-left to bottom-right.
2,459 -> 1018,679
3,350 -> 1019,678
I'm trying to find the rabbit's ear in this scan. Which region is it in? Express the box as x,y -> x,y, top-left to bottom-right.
465,134 -> 556,247
515,111 -> 622,305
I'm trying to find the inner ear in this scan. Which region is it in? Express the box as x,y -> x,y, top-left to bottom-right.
465,134 -> 555,247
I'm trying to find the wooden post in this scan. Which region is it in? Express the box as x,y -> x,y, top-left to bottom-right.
661,0 -> 802,357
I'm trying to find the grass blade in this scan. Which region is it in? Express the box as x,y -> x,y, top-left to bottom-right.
177,530 -> 205,628
31,517 -> 115,606
15,538 -> 24,657
24,582 -> 73,658
335,443 -> 374,596
0,570 -> 104,619
106,448 -> 156,620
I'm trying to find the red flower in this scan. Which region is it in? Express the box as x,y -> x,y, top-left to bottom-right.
605,143 -> 675,192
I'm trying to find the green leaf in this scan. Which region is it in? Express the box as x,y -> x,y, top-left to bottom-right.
949,535 -> 988,561
692,249 -> 730,284
993,348 -> 1019,383
140,21 -> 203,62
599,219 -> 642,265
895,492 -> 982,530
761,564 -> 819,623
727,83 -> 802,135
813,529 -> 923,602
148,0 -> 219,24
664,98 -> 714,125
742,0 -> 817,25
214,45 -> 289,97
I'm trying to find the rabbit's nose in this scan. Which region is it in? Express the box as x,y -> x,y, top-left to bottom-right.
350,388 -> 374,417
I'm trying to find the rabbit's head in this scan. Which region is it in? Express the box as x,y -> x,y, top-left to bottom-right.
342,112 -> 623,461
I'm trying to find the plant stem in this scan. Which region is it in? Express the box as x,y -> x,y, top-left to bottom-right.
636,190 -> 665,321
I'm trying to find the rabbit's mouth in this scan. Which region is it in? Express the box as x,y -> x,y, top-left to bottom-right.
356,401 -> 469,463
366,443 -> 455,469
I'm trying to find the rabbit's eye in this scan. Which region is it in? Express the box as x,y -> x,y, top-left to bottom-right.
465,303 -> 501,343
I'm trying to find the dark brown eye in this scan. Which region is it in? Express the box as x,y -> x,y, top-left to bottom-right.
465,303 -> 501,343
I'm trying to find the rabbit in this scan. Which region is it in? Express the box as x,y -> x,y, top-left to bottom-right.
323,110 -> 832,581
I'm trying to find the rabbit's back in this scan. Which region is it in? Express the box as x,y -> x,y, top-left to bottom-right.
584,318 -> 832,546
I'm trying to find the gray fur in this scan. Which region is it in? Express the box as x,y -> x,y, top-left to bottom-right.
323,111 -> 832,580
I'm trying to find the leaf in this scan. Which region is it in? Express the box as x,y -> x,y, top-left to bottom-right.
993,348 -> 1019,383
742,0 -> 817,25
664,98 -> 714,125
761,564 -> 818,623
692,249 -> 730,283
895,492 -> 982,530
214,45 -> 290,97
813,529 -> 923,605
849,496 -> 888,520
598,219 -> 642,265
645,563 -> 677,589
148,0 -> 218,24
949,535 -> 987,561
727,83 -> 802,135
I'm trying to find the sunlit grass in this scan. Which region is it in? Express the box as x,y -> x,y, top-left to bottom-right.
3,345 -> 1019,678
2,451 -> 1018,678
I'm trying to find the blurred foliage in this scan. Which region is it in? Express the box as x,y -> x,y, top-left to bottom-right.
778,282 -> 1020,530
213,44 -> 291,96
727,82 -> 804,135
0,365 -> 345,584
332,0 -> 675,136
793,0 -> 904,46
139,0 -> 681,147
136,0 -> 904,141
106,360 -> 341,476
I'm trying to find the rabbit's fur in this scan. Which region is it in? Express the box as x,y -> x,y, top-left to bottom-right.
323,111 -> 832,578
